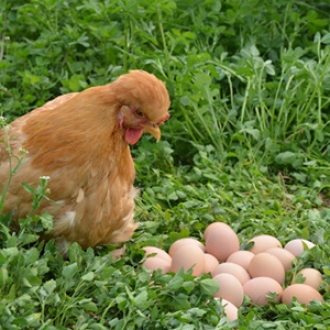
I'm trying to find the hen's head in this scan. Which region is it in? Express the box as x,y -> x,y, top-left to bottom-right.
111,70 -> 171,145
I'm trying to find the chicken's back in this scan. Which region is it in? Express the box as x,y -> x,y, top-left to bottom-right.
0,92 -> 80,213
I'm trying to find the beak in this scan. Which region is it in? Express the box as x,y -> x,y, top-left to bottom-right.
142,124 -> 161,141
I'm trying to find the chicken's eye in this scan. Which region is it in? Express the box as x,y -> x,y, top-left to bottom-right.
134,109 -> 145,119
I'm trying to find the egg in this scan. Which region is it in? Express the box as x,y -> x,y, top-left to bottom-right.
248,252 -> 285,285
243,277 -> 283,306
248,235 -> 282,254
265,247 -> 296,271
169,238 -> 205,257
143,256 -> 171,274
282,284 -> 323,305
293,268 -> 323,289
213,273 -> 244,308
227,250 -> 255,271
215,298 -> 238,321
170,244 -> 205,276
212,262 -> 250,285
284,239 -> 315,256
142,246 -> 172,263
204,222 -> 230,240
203,253 -> 219,274
205,222 -> 240,262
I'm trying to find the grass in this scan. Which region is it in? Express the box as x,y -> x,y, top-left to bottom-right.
1,0 -> 330,328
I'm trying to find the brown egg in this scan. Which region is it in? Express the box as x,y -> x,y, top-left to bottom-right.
293,268 -> 323,289
284,239 -> 315,256
204,222 -> 230,240
142,246 -> 172,262
265,247 -> 296,271
212,262 -> 251,285
227,250 -> 255,271
248,252 -> 285,285
169,238 -> 205,257
170,244 -> 205,276
205,222 -> 240,262
143,256 -> 171,274
213,273 -> 244,308
243,277 -> 283,306
215,298 -> 238,321
248,235 -> 282,254
282,284 -> 323,305
203,253 -> 219,274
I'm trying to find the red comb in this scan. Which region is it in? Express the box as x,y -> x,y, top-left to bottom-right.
157,113 -> 170,125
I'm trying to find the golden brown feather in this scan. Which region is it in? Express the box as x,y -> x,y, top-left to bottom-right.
0,70 -> 170,253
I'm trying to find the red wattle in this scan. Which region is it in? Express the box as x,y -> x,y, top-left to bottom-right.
125,128 -> 144,145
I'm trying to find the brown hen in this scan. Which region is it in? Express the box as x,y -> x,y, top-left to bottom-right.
0,70 -> 170,253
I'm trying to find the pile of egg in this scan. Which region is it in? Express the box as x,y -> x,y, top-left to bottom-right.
142,222 -> 324,321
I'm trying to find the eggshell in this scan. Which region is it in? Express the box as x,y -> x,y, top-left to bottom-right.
243,277 -> 283,306
204,222 -> 231,240
248,235 -> 282,254
142,246 -> 172,263
248,252 -> 285,284
284,239 -> 315,256
205,223 -> 240,262
169,238 -> 205,257
170,244 -> 205,276
265,247 -> 296,271
215,298 -> 238,321
227,250 -> 255,271
282,284 -> 323,305
293,268 -> 323,289
203,253 -> 219,274
212,262 -> 250,285
213,273 -> 244,308
143,256 -> 171,274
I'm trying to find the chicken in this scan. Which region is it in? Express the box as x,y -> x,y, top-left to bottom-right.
0,70 -> 170,253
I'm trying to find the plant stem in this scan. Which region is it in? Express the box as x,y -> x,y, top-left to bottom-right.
157,9 -> 170,79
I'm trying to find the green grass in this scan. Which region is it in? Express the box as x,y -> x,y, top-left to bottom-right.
1,0 -> 330,328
